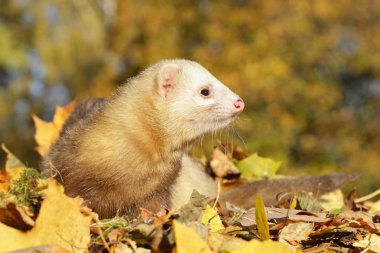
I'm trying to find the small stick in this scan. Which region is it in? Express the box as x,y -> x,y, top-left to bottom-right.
97,226 -> 111,252
213,178 -> 221,208
355,189 -> 380,203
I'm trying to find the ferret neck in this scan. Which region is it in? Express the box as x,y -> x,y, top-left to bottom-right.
108,86 -> 187,156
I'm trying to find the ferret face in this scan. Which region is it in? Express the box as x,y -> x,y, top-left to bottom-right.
157,60 -> 244,140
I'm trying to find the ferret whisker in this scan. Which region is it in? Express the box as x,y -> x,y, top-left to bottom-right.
233,123 -> 247,149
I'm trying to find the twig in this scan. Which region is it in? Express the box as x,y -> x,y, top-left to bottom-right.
213,178 -> 221,208
355,188 -> 380,203
125,238 -> 138,252
97,226 -> 111,252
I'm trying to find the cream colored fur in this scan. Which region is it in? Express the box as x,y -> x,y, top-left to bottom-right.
171,155 -> 217,209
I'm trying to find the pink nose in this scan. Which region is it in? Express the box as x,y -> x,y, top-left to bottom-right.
234,99 -> 244,111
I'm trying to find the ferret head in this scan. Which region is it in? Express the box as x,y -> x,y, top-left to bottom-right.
154,59 -> 244,142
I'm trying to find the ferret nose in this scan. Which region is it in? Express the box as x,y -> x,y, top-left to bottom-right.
234,98 -> 244,112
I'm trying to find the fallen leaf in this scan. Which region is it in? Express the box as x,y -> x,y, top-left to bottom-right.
353,233 -> 380,252
230,239 -> 291,253
368,200 -> 380,213
288,214 -> 331,223
208,232 -> 246,252
0,202 -> 35,230
319,189 -> 345,211
173,220 -> 212,253
108,228 -> 125,244
209,148 -> 240,179
0,179 -> 92,252
279,222 -> 314,243
298,192 -> 323,213
33,101 -> 76,157
231,146 -> 248,161
6,245 -> 72,253
201,205 -> 224,232
236,153 -> 281,181
179,190 -> 209,222
0,145 -> 27,192
114,243 -> 134,253
255,195 -> 270,240
239,207 -> 330,227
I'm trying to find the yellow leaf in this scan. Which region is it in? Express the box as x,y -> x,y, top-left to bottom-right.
173,220 -> 213,253
201,205 -> 224,232
231,239 -> 291,253
33,101 -> 76,157
319,189 -> 344,211
0,179 -> 92,252
0,145 -> 28,193
255,195 -> 270,240
2,144 -> 27,179
236,153 -> 281,181
208,233 -> 246,252
289,196 -> 298,209
353,233 -> 380,253
368,199 -> 380,213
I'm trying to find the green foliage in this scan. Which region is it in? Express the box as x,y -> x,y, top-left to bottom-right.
9,168 -> 46,213
0,0 -> 379,193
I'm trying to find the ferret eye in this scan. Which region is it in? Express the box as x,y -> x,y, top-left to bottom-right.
200,88 -> 210,97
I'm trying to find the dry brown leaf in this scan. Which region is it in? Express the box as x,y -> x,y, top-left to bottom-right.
353,233 -> 380,252
32,101 -> 76,157
0,179 -> 92,252
108,228 -> 125,245
239,207 -> 330,227
210,148 -> 240,179
0,202 -> 35,230
279,222 -> 314,243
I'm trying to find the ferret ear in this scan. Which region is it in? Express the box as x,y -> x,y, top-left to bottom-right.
156,63 -> 181,97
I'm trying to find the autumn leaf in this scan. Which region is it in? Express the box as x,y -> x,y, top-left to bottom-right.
2,144 -> 27,179
0,179 -> 92,252
353,233 -> 380,252
230,239 -> 291,253
279,222 -> 314,248
208,232 -> 247,252
209,148 -> 240,179
319,189 -> 345,211
0,202 -> 35,230
298,191 -> 323,213
236,153 -> 281,181
255,195 -> 270,241
32,101 -> 76,157
173,220 -> 212,253
0,144 -> 27,193
201,205 -> 224,233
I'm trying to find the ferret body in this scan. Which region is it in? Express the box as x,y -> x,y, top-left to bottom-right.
42,59 -> 244,218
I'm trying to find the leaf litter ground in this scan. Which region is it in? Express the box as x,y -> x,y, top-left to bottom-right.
1,145 -> 380,253
0,102 -> 379,252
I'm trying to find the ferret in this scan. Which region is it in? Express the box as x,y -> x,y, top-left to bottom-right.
42,59 -> 244,218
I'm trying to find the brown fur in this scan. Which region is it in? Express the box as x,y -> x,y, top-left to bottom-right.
41,60 -> 243,218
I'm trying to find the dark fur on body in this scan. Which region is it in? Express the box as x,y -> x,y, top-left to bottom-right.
44,98 -> 181,218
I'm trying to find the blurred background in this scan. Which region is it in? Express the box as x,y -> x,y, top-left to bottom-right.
0,0 -> 379,194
